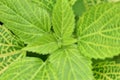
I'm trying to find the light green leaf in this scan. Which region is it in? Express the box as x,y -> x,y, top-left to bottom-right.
0,0 -> 51,44
77,3 -> 120,59
30,0 -> 56,13
83,0 -> 120,10
52,0 -> 75,39
93,61 -> 120,80
30,0 -> 76,14
69,0 -> 77,6
23,34 -> 59,54
49,45 -> 93,80
0,57 -> 58,80
83,0 -> 108,9
62,37 -> 77,46
0,25 -> 25,75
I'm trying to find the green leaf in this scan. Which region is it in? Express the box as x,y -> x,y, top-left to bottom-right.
77,3 -> 120,59
83,0 -> 108,9
0,57 -> 58,80
52,0 -> 75,39
30,0 -> 56,13
30,0 -> 76,14
0,0 -> 51,44
93,61 -> 120,80
23,34 -> 59,54
69,0 -> 77,6
49,45 -> 93,80
62,37 -> 77,46
0,25 -> 25,75
83,0 -> 120,10
72,0 -> 86,16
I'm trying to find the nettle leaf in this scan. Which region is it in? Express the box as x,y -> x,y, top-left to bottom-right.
49,46 -> 93,80
23,34 -> 59,54
0,0 -> 51,44
0,57 -> 58,80
52,0 -> 75,39
93,61 -> 120,80
0,25 -> 25,75
77,3 -> 120,59
30,0 -> 76,15
30,0 -> 56,13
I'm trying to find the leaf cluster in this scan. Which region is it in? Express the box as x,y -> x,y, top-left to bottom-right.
0,0 -> 120,80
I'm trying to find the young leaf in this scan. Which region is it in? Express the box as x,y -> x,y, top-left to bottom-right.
23,34 -> 59,54
0,0 -> 51,44
0,57 -> 58,80
93,61 -> 120,80
77,3 -> 120,59
52,0 -> 75,39
49,45 -> 93,80
0,25 -> 25,75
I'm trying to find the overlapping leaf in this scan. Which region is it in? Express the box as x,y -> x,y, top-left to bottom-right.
93,61 -> 120,80
30,0 -> 77,14
52,0 -> 75,39
23,34 -> 59,54
49,45 -> 93,80
0,57 -> 58,80
30,0 -> 56,13
0,25 -> 25,75
0,0 -> 51,44
77,3 -> 120,59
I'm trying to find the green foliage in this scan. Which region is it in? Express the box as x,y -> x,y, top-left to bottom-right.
23,33 -> 59,54
0,0 -> 51,44
0,57 -> 58,80
93,61 -> 120,80
52,0 -> 75,39
0,0 -> 120,80
0,25 -> 25,75
49,45 -> 93,80
77,3 -> 120,59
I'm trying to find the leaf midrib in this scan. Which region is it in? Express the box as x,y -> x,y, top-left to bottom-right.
81,4 -> 116,35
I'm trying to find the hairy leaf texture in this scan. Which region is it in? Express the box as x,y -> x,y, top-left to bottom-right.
0,0 -> 51,44
0,25 -> 25,75
93,61 -> 120,80
23,34 -> 59,54
52,0 -> 75,39
77,3 -> 120,59
49,45 -> 93,80
0,57 -> 58,80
